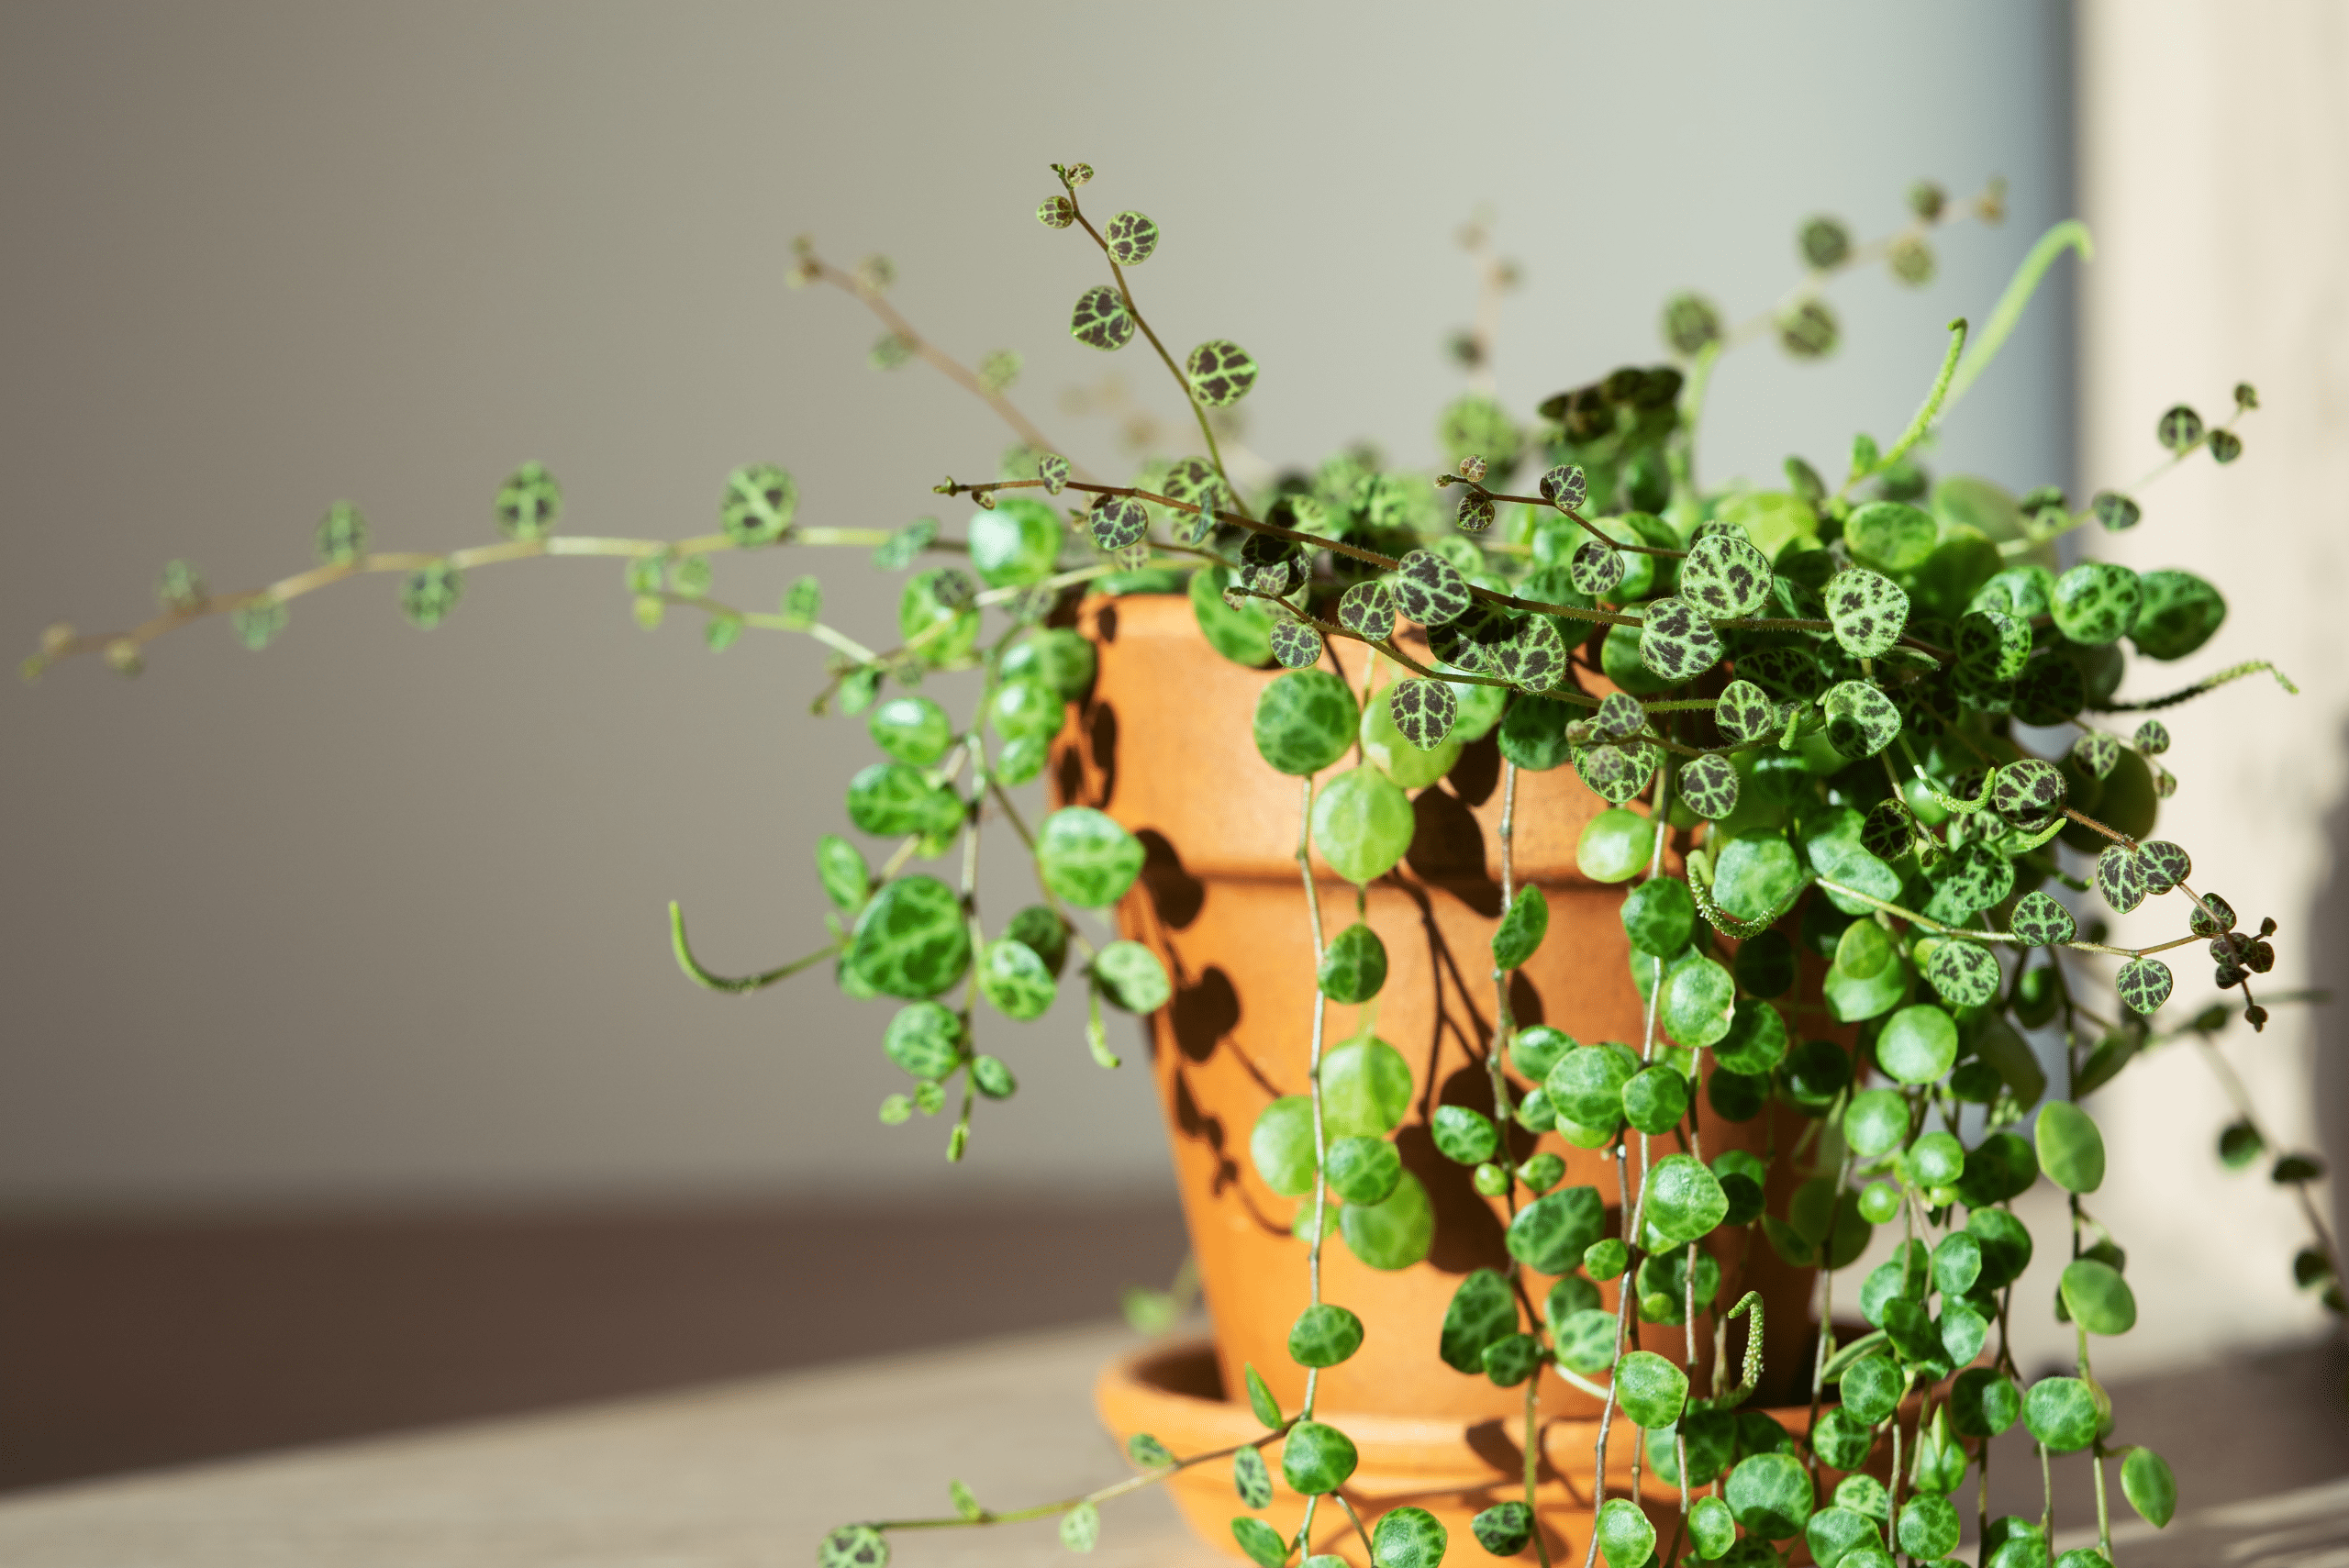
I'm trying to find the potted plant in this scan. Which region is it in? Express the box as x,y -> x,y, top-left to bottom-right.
27,161 -> 2334,1568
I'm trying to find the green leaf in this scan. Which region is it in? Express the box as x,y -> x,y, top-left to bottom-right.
1805,1506 -> 1881,1568
1825,568 -> 1909,658
1714,834 -> 1805,925
1318,922 -> 1388,1004
1727,1451 -> 1814,1540
881,1002 -> 963,1080
1547,1044 -> 1636,1130
2131,569 -> 2226,660
1372,1507 -> 1448,1568
1231,1445 -> 1272,1508
1091,940 -> 1169,1013
1128,1431 -> 1174,1468
1287,1303 -> 1366,1367
2023,1375 -> 2103,1452
1387,678 -> 1459,751
1470,1502 -> 1533,1558
1327,1135 -> 1402,1205
1613,1351 -> 1688,1429
1186,339 -> 1258,406
2060,1258 -> 2137,1335
1060,1501 -> 1100,1553
1680,753 -> 1741,819
1431,1105 -> 1497,1165
315,499 -> 370,564
978,940 -> 1057,1020
1341,1170 -> 1435,1270
1070,284 -> 1135,351
1897,1496 -> 1960,1561
969,1053 -> 1016,1099
1250,1098 -> 1317,1195
1620,879 -> 1697,958
1190,566 -> 1274,667
2036,1101 -> 2106,1193
1644,1154 -> 1730,1244
1439,1269 -> 1519,1373
1689,1494 -> 1737,1560
1664,957 -> 1738,1048
1281,1420 -> 1358,1495
849,877 -> 972,999
231,597 -> 288,650
1621,1065 -> 1689,1136
2051,562 -> 2143,647
1036,807 -> 1145,907
1338,581 -> 1397,640
815,835 -> 871,912
400,562 -> 464,628
1492,886 -> 1549,969
1320,1038 -> 1414,1136
1311,766 -> 1415,884
1876,1004 -> 1957,1084
718,463 -> 795,545
1103,209 -> 1160,265
1948,1367 -> 2021,1438
1242,1363 -> 1283,1429
1230,1516 -> 1286,1568
1712,680 -> 1777,746
1553,1307 -> 1619,1374
1715,997 -> 1789,1075
1506,1184 -> 1606,1274
821,1525 -> 890,1568
847,763 -> 960,840
867,696 -> 954,766
2121,1446 -> 2176,1529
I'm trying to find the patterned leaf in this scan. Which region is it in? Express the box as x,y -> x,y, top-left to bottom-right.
1090,495 -> 1150,550
2137,840 -> 2190,893
2011,658 -> 2087,726
1540,464 -> 1590,512
1777,297 -> 1840,358
1713,679 -> 1776,745
2155,404 -> 2204,452
1860,799 -> 1913,860
1821,680 -> 1900,759
2096,844 -> 2148,914
2132,719 -> 2171,756
1681,753 -> 1740,819
1957,608 -> 2030,684
2189,891 -> 2237,937
401,562 -> 464,628
2001,890 -> 2074,947
1593,692 -> 1645,742
1989,758 -> 2066,825
1681,533 -> 1774,619
1825,568 -> 1909,658
1927,940 -> 2000,1006
1392,549 -> 1473,627
496,462 -> 564,541
720,463 -> 796,545
1639,596 -> 1726,682
1070,284 -> 1135,351
1268,618 -> 1324,670
1241,533 -> 1308,595
1104,210 -> 1160,265
1493,614 -> 1566,691
1037,195 -> 1075,228
1925,840 -> 2013,921
1741,645 -> 1824,701
1186,339 -> 1259,406
1387,678 -> 1458,750
1575,742 -> 1653,806
822,1526 -> 891,1568
1569,539 -> 1627,596
2117,957 -> 2174,1015
2072,732 -> 2121,779
316,499 -> 370,564
1338,581 -> 1397,641
1454,492 -> 1496,532
1232,1446 -> 1273,1509
2093,491 -> 2141,531
1037,454 -> 1071,495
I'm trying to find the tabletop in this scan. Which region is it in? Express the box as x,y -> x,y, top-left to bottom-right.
0,1321 -> 2340,1568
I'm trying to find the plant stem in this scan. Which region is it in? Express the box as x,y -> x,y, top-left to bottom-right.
1297,775 -> 1332,1418
667,905 -> 837,993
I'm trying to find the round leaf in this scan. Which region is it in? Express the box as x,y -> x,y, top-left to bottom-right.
1876,1005 -> 1958,1084
979,939 -> 1057,1020
1505,1184 -> 1606,1274
1250,1097 -> 1317,1196
1036,807 -> 1145,907
1613,1351 -> 1688,1428
1287,1303 -> 1365,1367
1280,1420 -> 1358,1495
1326,1135 -> 1402,1205
1341,1170 -> 1434,1270
1312,766 -> 1416,884
2022,1376 -> 2103,1452
1092,940 -> 1170,1012
1372,1507 -> 1447,1568
1254,671 -> 1359,776
2059,1258 -> 2138,1335
1726,1451 -> 1814,1540
1438,1268 -> 1518,1373
2036,1101 -> 2107,1193
1319,1038 -> 1414,1136
1318,921 -> 1388,1004
1644,1153 -> 1730,1244
849,876 -> 973,999
2121,1446 -> 2176,1529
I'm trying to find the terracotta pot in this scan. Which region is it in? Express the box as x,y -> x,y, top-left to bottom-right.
1049,593 -> 1821,1436
1094,1337 -> 1923,1568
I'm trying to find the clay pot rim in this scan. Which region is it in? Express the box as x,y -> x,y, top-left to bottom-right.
1097,1333 -> 1826,1446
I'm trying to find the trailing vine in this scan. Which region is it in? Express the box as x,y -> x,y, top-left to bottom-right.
28,162 -> 2338,1568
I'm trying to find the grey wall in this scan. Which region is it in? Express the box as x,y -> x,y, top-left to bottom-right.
0,1 -> 2075,1209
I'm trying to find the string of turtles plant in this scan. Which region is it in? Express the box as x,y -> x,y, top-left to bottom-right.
27,162 -> 2340,1568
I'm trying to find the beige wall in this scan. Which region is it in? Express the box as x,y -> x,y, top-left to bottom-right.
0,2 -> 2076,1207
2054,0 -> 2348,1369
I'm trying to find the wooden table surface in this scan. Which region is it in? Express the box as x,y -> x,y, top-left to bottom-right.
0,1322 -> 2341,1568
